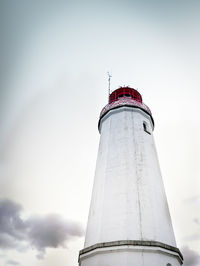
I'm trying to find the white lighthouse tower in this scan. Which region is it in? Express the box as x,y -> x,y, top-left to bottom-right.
79,86 -> 183,266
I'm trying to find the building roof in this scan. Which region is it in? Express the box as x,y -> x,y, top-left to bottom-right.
99,87 -> 153,127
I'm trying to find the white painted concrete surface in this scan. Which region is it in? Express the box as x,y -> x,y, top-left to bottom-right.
79,106 -> 182,266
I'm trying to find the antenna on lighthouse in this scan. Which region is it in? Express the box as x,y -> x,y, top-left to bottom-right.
107,72 -> 112,103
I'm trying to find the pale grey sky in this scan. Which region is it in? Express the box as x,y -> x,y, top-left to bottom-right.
0,0 -> 200,265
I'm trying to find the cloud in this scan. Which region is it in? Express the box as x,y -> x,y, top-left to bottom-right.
27,213 -> 84,258
184,233 -> 200,242
193,218 -> 200,226
0,199 -> 27,251
181,246 -> 200,266
6,260 -> 20,265
183,195 -> 200,206
0,198 -> 84,259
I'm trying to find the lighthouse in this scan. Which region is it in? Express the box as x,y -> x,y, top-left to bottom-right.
79,86 -> 183,266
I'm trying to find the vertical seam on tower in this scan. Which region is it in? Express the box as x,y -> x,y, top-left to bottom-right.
124,109 -> 129,240
133,112 -> 144,265
132,111 -> 143,240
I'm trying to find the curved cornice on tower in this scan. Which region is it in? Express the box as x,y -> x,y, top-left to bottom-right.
98,97 -> 154,132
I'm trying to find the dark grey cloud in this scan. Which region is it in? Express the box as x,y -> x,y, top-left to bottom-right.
0,199 -> 27,251
6,260 -> 20,265
181,246 -> 200,266
27,213 -> 84,259
0,198 -> 84,259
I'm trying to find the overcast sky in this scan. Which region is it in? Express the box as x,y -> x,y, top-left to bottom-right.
0,0 -> 200,265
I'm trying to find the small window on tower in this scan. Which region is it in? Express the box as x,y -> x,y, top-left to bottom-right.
143,122 -> 151,135
166,263 -> 172,266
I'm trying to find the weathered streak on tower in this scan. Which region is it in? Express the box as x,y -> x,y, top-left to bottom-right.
79,87 -> 183,266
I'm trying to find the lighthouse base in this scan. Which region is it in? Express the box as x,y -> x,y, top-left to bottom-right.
79,240 -> 183,266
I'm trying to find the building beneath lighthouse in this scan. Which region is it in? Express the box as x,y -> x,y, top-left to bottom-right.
79,86 -> 183,266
